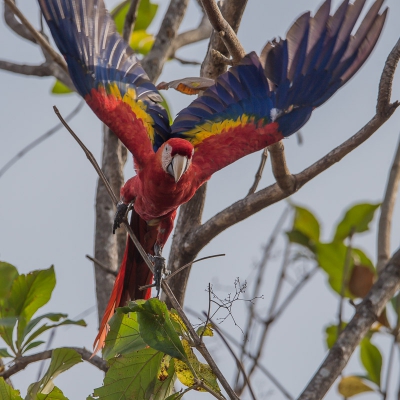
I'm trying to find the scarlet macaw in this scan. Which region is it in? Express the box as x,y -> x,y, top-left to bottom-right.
38,0 -> 387,353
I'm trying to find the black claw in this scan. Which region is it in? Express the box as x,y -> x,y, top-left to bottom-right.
113,201 -> 128,234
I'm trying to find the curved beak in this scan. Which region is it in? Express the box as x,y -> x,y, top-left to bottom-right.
168,154 -> 189,183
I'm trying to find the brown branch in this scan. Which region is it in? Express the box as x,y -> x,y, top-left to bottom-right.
268,141 -> 296,193
122,0 -> 140,42
200,0 -> 245,63
247,148 -> 268,195
0,60 -> 52,77
86,255 -> 117,277
3,0 -> 67,73
167,13 -> 212,59
210,320 -> 257,400
298,248 -> 400,400
377,138 -> 400,273
142,0 -> 190,82
173,57 -> 201,66
4,1 -> 36,43
0,347 -> 107,380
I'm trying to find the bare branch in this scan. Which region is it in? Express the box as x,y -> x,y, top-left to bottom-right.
173,56 -> 201,66
4,1 -> 36,43
142,0 -> 190,82
298,248 -> 400,400
247,148 -> 268,195
377,138 -> 400,273
3,0 -> 67,73
0,347 -> 107,380
268,141 -> 296,193
210,320 -> 257,400
122,0 -> 140,42
200,0 -> 245,63
0,60 -> 51,76
86,255 -> 117,277
167,13 -> 212,58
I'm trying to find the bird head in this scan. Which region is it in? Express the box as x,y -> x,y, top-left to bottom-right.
161,138 -> 194,183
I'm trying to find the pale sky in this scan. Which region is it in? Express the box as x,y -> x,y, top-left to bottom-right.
1,0 -> 400,399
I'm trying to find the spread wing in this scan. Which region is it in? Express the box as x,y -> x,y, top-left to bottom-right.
39,0 -> 171,166
171,0 -> 386,183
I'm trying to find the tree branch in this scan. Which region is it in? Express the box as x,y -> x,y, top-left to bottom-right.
0,347 -> 108,380
247,148 -> 268,195
0,60 -> 52,77
199,0 -> 245,63
3,0 -> 67,73
268,141 -> 296,194
167,13 -> 212,59
122,0 -> 140,42
377,138 -> 400,273
4,1 -> 36,43
142,0 -> 190,82
298,248 -> 400,400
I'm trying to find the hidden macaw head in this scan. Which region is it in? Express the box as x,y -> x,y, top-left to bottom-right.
161,138 -> 194,183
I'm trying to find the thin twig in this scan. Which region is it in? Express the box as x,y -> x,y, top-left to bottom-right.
377,137 -> 400,273
382,335 -> 397,400
236,207 -> 289,386
187,308 -> 293,400
199,0 -> 246,63
122,0 -> 140,42
208,318 -> 257,400
337,230 -> 354,336
0,347 -> 107,379
166,254 -> 225,280
239,240 -> 292,393
247,148 -> 269,195
173,56 -> 201,66
86,255 -> 117,277
3,0 -> 67,73
0,101 -> 84,179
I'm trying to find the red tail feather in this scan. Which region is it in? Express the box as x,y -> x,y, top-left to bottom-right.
92,209 -> 157,355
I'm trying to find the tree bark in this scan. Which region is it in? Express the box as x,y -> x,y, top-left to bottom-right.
93,127 -> 127,324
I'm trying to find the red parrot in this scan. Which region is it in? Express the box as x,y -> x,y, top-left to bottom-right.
38,0 -> 387,353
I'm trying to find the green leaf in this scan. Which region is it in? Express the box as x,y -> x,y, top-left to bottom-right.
315,242 -> 352,296
0,318 -> 17,353
103,309 -> 146,360
23,318 -> 86,351
174,339 -> 221,393
130,299 -> 187,361
0,262 -> 18,301
9,266 -> 56,348
93,347 -> 164,399
153,356 -> 176,400
338,376 -> 374,397
334,203 -> 380,241
112,0 -> 158,33
51,80 -> 73,95
360,338 -> 382,387
0,378 -> 23,400
129,30 -> 154,55
291,205 -> 320,242
0,348 -> 13,358
24,313 -> 68,340
196,324 -> 213,337
36,386 -> 68,400
23,341 -> 45,353
28,348 -> 82,397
